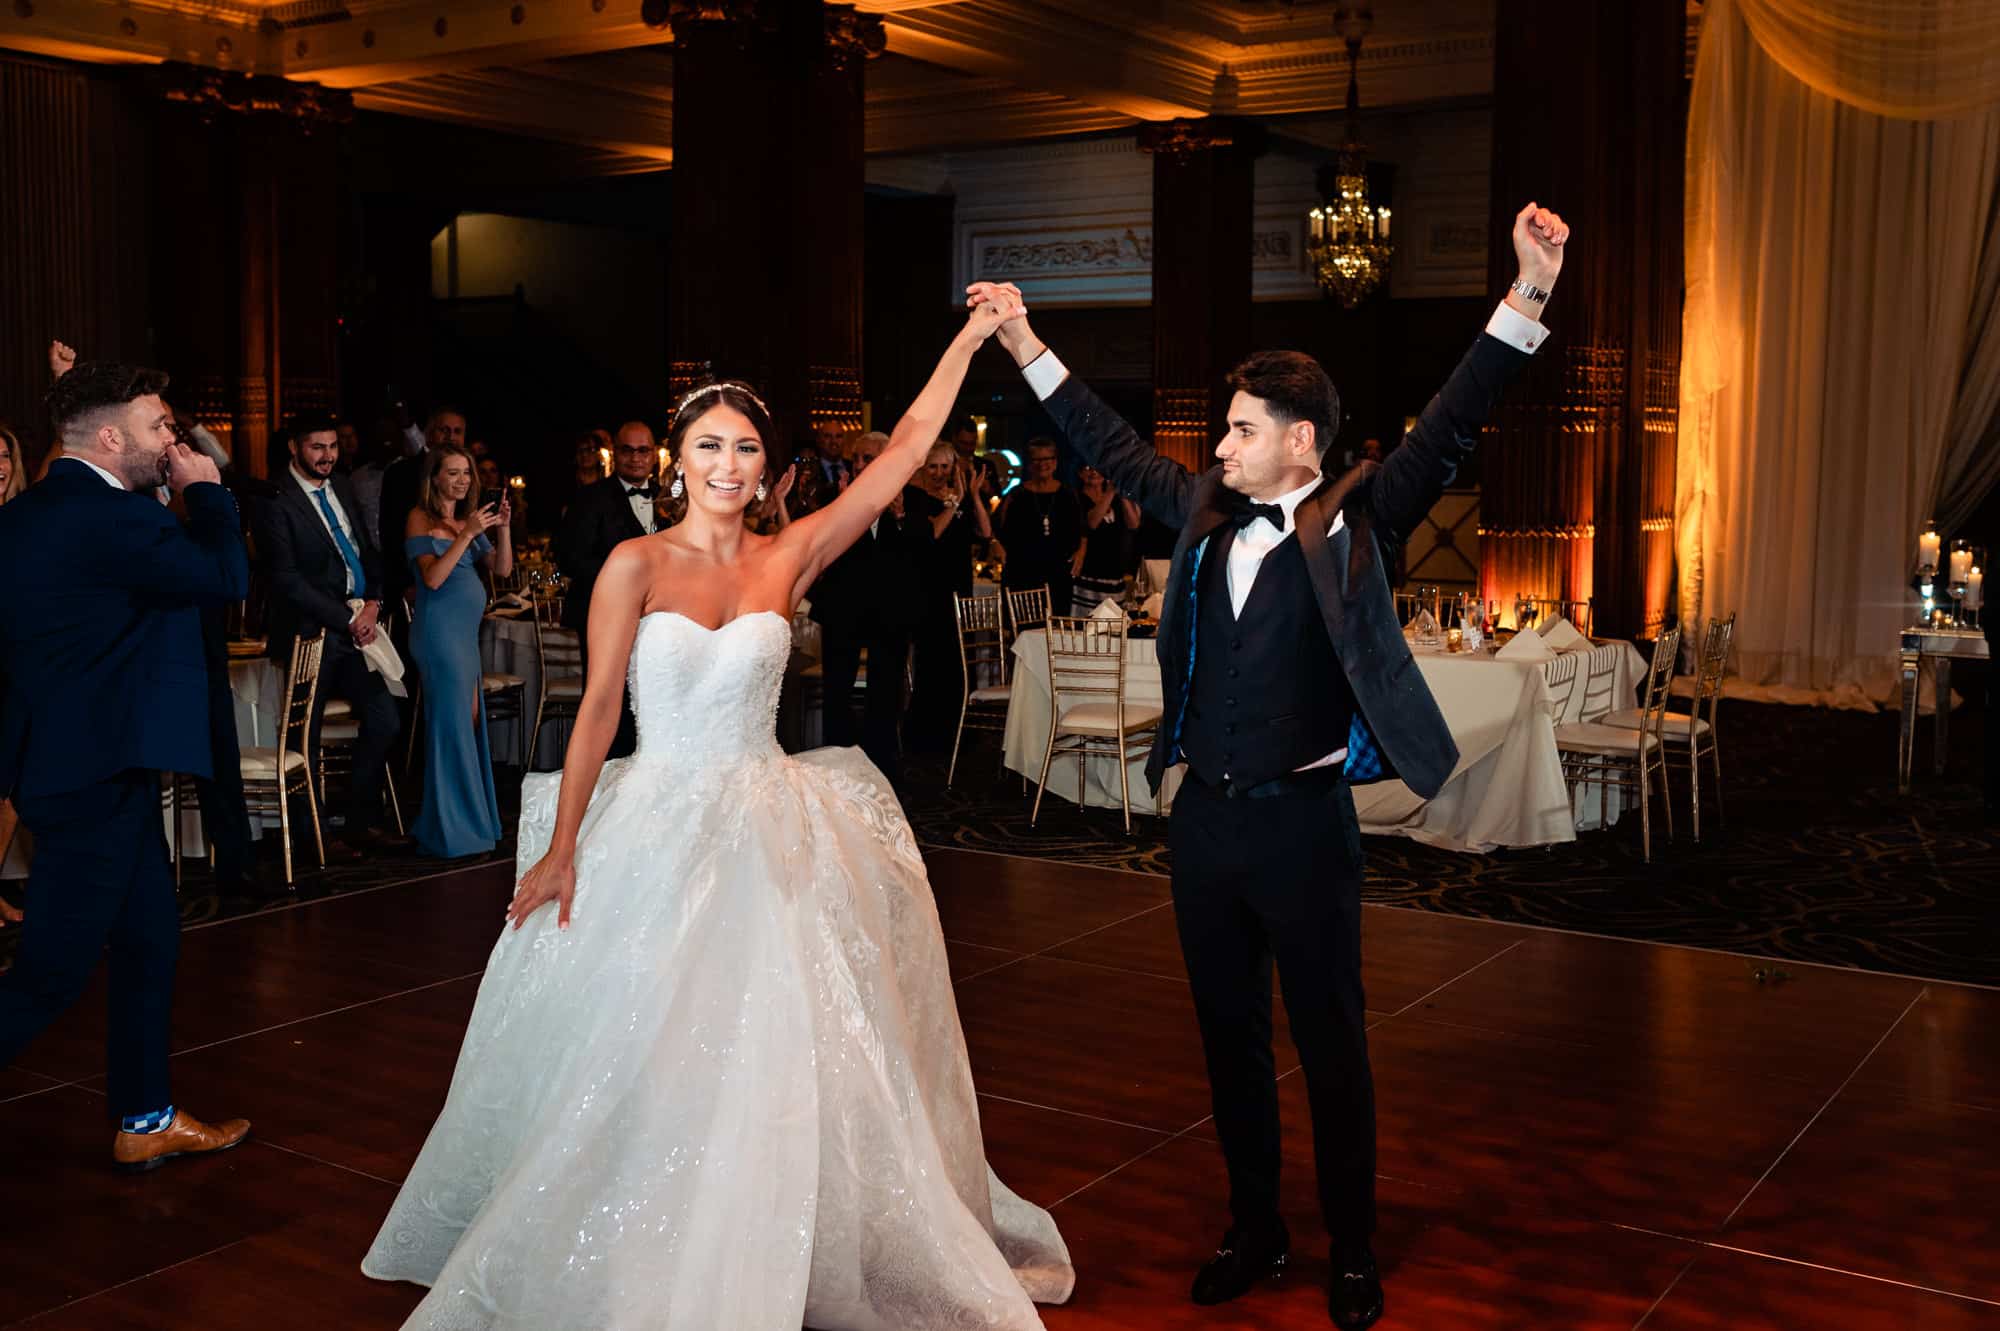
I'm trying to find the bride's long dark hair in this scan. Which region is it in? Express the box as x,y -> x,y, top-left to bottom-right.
667,381 -> 775,456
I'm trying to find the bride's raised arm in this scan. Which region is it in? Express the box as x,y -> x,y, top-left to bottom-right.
783,297 -> 1023,604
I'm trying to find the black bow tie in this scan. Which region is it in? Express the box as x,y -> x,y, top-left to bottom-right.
624,482 -> 656,498
1230,502 -> 1285,531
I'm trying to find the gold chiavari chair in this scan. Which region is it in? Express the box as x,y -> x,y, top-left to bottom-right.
1031,616 -> 1162,834
1605,611 -> 1735,841
1004,585 -> 1051,643
240,631 -> 328,885
1554,624 -> 1681,863
525,593 -> 585,771
948,591 -> 1013,787
1549,598 -> 1595,638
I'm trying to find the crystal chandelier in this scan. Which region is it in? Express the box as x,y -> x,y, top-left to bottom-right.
1306,5 -> 1392,308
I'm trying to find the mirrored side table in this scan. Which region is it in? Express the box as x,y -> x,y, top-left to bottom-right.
1898,626 -> 1990,793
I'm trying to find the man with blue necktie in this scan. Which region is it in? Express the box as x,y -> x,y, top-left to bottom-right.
254,412 -> 408,861
0,361 -> 252,1170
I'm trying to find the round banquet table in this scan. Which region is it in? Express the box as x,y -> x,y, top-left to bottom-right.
1001,631 -> 1648,852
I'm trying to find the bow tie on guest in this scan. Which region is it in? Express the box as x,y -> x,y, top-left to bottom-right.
623,481 -> 657,499
1229,501 -> 1286,532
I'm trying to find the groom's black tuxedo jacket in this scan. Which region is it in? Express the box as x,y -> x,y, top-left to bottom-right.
1040,329 -> 1534,798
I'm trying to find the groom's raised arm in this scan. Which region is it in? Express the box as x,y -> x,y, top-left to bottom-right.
969,282 -> 1200,533
1370,203 -> 1569,541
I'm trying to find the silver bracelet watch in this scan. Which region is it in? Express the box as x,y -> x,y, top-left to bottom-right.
1510,277 -> 1551,304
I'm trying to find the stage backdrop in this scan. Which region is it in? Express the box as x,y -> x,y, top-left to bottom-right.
1677,0 -> 2000,706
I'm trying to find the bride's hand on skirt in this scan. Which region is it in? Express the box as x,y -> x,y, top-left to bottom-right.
507,852 -> 576,931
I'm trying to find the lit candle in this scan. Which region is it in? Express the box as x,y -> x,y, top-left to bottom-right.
1918,525 -> 1940,571
598,446 -> 610,475
656,445 -> 669,479
1968,566 -> 1983,611
1379,207 -> 1391,240
508,474 -> 525,491
1950,544 -> 1972,585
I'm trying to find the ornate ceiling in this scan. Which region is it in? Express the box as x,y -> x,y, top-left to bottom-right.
0,0 -> 1497,169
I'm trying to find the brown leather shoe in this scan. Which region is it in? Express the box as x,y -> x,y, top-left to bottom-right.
111,1109 -> 251,1173
320,837 -> 364,864
349,825 -> 414,852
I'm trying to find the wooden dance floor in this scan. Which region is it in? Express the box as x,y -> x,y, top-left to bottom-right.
1,849 -> 1994,1329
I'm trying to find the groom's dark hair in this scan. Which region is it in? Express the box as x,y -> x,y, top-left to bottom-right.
1226,351 -> 1339,459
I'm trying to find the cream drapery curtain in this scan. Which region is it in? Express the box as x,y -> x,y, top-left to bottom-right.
1677,0 -> 2000,706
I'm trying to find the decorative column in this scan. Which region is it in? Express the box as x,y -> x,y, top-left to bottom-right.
1140,118 -> 1261,472
154,63 -> 352,479
668,1 -> 879,437
1479,0 -> 1683,639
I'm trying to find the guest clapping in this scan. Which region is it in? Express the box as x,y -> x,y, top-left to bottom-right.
255,412 -> 408,860
993,436 -> 1084,615
1070,464 -> 1140,615
907,441 -> 993,752
404,446 -> 509,858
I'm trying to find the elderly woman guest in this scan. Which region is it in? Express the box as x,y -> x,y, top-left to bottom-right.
404,445 -> 511,858
992,436 -> 1084,620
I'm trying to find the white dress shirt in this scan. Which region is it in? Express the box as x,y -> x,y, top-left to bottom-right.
63,455 -> 127,490
292,464 -> 362,596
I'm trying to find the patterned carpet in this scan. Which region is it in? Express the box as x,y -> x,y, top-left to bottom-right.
2,699 -> 1994,988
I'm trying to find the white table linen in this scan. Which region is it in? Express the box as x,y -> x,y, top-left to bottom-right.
1003,631 -> 1647,852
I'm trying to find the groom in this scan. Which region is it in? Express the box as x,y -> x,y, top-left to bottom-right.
971,201 -> 1568,1329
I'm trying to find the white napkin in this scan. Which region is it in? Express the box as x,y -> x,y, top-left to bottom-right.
1090,598 -> 1127,621
348,598 -> 409,698
1539,616 -> 1591,651
1141,592 -> 1164,618
1496,628 -> 1556,663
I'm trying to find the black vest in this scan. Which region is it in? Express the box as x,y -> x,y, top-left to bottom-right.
1177,527 -> 1355,787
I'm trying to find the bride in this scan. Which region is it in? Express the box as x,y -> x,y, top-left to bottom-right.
362,298 -> 1073,1329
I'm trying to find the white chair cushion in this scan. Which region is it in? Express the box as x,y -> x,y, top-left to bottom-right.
1553,722 -> 1661,757
1601,707 -> 1710,738
320,719 -> 360,742
482,672 -> 527,690
319,697 -> 353,720
1056,701 -> 1164,736
969,685 -> 1012,703
240,747 -> 309,777
546,675 -> 585,699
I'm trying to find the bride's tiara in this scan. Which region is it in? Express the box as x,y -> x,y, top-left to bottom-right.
671,380 -> 770,425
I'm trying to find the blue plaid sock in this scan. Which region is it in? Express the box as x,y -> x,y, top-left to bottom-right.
120,1104 -> 176,1134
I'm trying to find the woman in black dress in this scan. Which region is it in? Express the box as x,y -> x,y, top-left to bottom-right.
993,436 -> 1084,620
1070,464 -> 1140,615
906,442 -> 992,752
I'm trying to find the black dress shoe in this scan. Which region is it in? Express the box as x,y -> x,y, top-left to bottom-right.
1190,1224 -> 1289,1306
1327,1248 -> 1383,1330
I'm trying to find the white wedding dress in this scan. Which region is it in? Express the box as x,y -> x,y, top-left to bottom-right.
363,610 -> 1073,1330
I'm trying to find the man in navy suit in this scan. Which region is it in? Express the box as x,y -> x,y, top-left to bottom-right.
969,202 -> 1570,1330
0,361 -> 253,1172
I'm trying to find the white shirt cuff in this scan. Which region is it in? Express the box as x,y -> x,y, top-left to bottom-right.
1484,300 -> 1549,354
1020,349 -> 1070,401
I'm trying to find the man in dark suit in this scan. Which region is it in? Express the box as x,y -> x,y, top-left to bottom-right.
553,419 -> 661,761
254,412 -> 407,859
0,361 -> 253,1171
809,430 -> 921,784
969,202 -> 1570,1330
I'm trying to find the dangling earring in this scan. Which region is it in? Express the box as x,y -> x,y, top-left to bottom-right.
669,471 -> 684,499
754,478 -> 768,502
